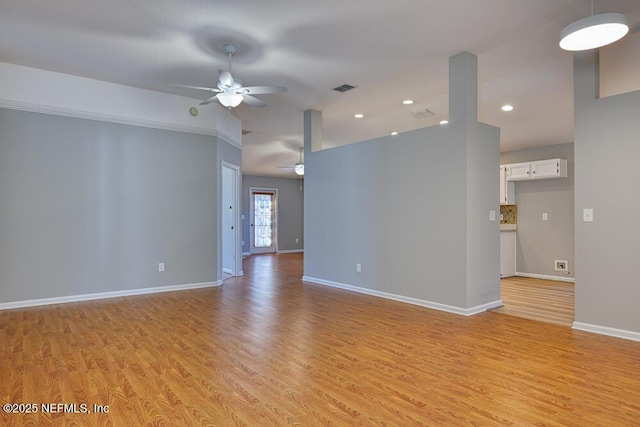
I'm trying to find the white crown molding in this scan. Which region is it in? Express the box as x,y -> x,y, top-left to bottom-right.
515,272 -> 575,283
301,276 -> 502,316
0,280 -> 221,311
0,98 -> 241,148
573,322 -> 640,342
0,62 -> 242,147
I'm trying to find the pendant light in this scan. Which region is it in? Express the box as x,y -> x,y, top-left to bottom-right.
217,92 -> 244,108
560,0 -> 629,51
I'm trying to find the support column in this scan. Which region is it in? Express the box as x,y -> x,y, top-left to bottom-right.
449,52 -> 478,126
303,110 -> 322,152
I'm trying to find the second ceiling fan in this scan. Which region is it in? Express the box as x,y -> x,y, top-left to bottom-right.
176,44 -> 287,109
278,147 -> 304,176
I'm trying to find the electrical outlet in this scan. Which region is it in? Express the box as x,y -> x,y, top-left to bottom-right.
356,263 -> 362,273
296,238 -> 299,243
542,212 -> 548,221
158,262 -> 165,272
554,260 -> 568,272
583,208 -> 593,222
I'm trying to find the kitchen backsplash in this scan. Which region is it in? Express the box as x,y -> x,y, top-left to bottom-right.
500,204 -> 517,224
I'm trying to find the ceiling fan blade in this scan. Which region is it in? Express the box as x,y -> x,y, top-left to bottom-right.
242,95 -> 267,108
218,70 -> 234,88
200,94 -> 220,105
170,83 -> 220,92
241,86 -> 288,95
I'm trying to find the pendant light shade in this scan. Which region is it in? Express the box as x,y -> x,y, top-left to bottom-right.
294,147 -> 304,175
217,92 -> 244,108
560,12 -> 629,51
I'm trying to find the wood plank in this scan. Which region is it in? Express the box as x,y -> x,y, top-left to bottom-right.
1,254 -> 639,425
493,276 -> 575,326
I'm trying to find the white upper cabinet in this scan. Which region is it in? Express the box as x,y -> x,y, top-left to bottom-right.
530,159 -> 567,180
506,162 -> 531,181
500,166 -> 515,204
505,159 -> 567,181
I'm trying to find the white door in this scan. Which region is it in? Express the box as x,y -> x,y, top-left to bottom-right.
250,188 -> 277,254
222,162 -> 240,276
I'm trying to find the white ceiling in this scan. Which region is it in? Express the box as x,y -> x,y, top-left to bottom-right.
1,0 -> 639,177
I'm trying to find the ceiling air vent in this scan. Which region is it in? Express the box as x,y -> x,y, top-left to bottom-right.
411,109 -> 435,119
333,84 -> 357,93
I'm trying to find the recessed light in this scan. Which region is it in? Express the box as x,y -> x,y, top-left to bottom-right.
354,113 -> 364,118
439,120 -> 449,125
402,99 -> 414,105
391,131 -> 398,136
501,104 -> 514,112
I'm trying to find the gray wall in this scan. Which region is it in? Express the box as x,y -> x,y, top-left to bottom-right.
0,108 -> 220,304
303,121 -> 500,310
303,53 -> 500,311
573,51 -> 640,333
500,143 -> 574,279
242,175 -> 304,253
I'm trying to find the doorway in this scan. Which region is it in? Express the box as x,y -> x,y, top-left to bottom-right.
222,162 -> 241,279
249,188 -> 277,254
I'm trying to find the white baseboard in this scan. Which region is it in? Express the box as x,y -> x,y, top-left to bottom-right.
277,249 -> 304,254
572,322 -> 640,342
515,272 -> 575,283
0,281 -> 222,311
242,252 -> 251,256
301,276 -> 502,316
222,268 -> 232,274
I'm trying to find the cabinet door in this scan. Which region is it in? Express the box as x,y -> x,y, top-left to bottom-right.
499,166 -> 515,204
500,166 -> 506,204
507,162 -> 531,181
500,231 -> 516,278
531,159 -> 567,179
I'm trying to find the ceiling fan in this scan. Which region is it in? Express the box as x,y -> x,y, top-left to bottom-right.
174,44 -> 287,109
278,147 -> 304,176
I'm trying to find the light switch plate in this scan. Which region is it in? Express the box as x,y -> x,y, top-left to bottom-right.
542,213 -> 548,221
489,210 -> 496,222
583,208 -> 593,222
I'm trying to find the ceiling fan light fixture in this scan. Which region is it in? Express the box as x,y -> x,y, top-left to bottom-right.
294,163 -> 304,176
217,92 -> 244,108
560,12 -> 628,51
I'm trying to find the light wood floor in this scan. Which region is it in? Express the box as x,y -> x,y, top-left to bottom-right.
2,254 -> 640,426
492,276 -> 575,326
